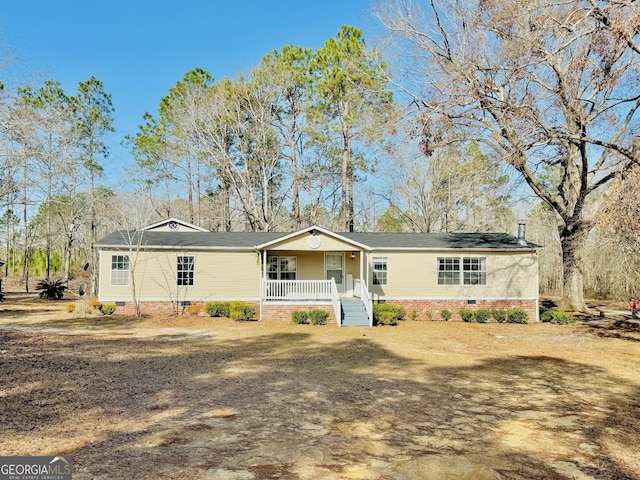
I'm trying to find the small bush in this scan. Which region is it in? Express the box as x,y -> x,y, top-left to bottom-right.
410,310 -> 419,321
36,278 -> 66,300
540,309 -> 575,324
309,309 -> 329,325
229,302 -> 255,321
186,304 -> 202,316
100,303 -> 116,315
377,311 -> 398,326
424,310 -> 433,321
373,304 -> 405,324
204,301 -> 230,317
441,309 -> 452,321
459,309 -> 476,323
65,302 -> 76,313
492,309 -> 508,323
292,311 -> 309,324
506,308 -> 528,324
475,309 -> 492,323
87,297 -> 100,309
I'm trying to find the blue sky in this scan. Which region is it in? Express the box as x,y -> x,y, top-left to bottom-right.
1,0 -> 378,185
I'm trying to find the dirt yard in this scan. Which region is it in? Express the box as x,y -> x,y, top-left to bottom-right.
1,294 -> 639,479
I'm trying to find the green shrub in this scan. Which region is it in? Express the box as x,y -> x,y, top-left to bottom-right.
506,308 -> 528,324
492,309 -> 508,323
292,310 -> 309,324
441,309 -> 452,321
475,309 -> 492,323
309,309 -> 329,325
377,311 -> 398,326
410,310 -> 419,321
459,309 -> 476,323
229,302 -> 255,321
35,278 -> 66,300
373,303 -> 405,324
424,310 -> 433,321
204,301 -> 231,317
540,310 -> 575,324
100,303 -> 116,315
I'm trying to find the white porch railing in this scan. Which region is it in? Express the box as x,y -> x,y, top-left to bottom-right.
360,282 -> 373,327
262,279 -> 334,301
354,279 -> 373,326
330,278 -> 342,327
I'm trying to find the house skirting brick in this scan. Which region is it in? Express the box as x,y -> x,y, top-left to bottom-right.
105,300 -> 260,318
100,298 -> 537,323
261,302 -> 338,324
381,299 -> 538,322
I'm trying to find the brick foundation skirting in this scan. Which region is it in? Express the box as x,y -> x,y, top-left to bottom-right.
261,303 -> 338,324
383,299 -> 538,322
105,300 -> 260,318
102,298 -> 537,323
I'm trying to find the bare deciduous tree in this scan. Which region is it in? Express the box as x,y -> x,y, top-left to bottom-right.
378,0 -> 640,310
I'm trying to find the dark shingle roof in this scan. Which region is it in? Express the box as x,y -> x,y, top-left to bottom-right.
96,230 -> 538,251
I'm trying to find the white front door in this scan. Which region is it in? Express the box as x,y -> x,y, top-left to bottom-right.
326,253 -> 344,294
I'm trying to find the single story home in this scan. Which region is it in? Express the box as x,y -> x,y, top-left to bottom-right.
95,218 -> 540,325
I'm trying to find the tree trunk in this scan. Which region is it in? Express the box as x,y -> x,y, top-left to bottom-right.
560,219 -> 589,311
290,130 -> 301,229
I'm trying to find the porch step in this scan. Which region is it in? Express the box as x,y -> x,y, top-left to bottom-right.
341,299 -> 369,326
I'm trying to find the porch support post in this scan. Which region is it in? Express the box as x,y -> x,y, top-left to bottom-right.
259,249 -> 266,321
359,250 -> 364,296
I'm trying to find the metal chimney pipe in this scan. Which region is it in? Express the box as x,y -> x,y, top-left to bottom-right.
517,221 -> 527,246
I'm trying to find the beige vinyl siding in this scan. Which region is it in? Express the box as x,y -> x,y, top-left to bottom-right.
267,250 -> 362,281
368,250 -> 537,300
268,232 -> 360,252
99,249 -> 260,302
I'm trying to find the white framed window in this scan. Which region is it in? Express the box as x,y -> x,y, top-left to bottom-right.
267,256 -> 297,280
437,257 -> 460,285
111,255 -> 129,286
372,256 -> 388,285
438,256 -> 487,285
177,256 -> 195,286
463,257 -> 486,285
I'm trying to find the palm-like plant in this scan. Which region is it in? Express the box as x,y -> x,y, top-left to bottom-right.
36,278 -> 67,300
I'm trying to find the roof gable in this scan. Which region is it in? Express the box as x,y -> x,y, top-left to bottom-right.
255,225 -> 371,251
143,218 -> 209,232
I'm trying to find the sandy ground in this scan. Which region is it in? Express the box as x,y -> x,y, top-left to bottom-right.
1,293 -> 639,479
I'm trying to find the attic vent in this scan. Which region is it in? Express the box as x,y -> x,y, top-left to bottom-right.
308,234 -> 321,249
168,221 -> 179,231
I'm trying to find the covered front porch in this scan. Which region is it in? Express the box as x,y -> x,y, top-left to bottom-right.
255,227 -> 374,326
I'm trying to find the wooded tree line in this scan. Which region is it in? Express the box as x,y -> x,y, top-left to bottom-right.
1,2 -> 640,309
